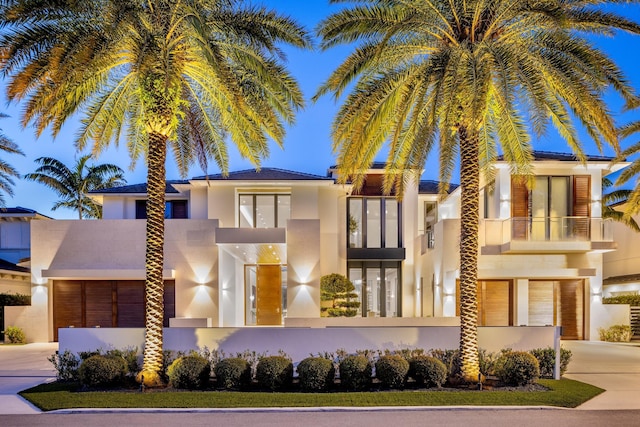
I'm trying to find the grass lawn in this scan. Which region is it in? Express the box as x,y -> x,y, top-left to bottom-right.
20,379 -> 603,411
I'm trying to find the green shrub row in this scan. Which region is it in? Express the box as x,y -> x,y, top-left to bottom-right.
602,295 -> 640,306
49,345 -> 572,390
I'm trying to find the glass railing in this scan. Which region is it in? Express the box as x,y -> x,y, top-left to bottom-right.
483,217 -> 613,245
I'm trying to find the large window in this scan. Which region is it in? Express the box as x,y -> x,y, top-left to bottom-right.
239,194 -> 290,228
511,175 -> 591,240
348,197 -> 401,248
348,261 -> 400,317
135,200 -> 188,219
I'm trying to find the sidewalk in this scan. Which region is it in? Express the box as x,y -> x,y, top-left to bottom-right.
1,340 -> 639,413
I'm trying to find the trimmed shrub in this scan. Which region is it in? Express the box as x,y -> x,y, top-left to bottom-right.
4,326 -> 26,344
297,357 -> 335,392
79,355 -> 127,387
105,347 -> 139,376
429,348 -> 461,382
375,355 -> 409,389
339,355 -> 372,391
48,350 -> 80,382
495,351 -> 540,386
256,356 -> 293,391
215,357 -> 252,390
167,355 -> 211,389
598,325 -> 632,342
409,355 -> 447,388
529,347 -> 572,378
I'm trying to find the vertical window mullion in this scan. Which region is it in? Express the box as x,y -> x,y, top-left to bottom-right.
381,199 -> 386,248
274,195 -> 278,229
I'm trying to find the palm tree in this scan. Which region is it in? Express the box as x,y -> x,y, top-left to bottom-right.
601,176 -> 640,232
0,0 -> 309,386
613,121 -> 640,223
0,113 -> 23,206
24,155 -> 126,219
316,0 -> 639,382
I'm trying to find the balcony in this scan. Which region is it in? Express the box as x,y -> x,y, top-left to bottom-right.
481,217 -> 616,254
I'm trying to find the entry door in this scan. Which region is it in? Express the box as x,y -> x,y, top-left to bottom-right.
528,280 -> 584,339
256,265 -> 282,325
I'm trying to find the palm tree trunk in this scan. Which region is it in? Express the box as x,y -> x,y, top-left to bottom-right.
138,131 -> 167,387
458,125 -> 480,383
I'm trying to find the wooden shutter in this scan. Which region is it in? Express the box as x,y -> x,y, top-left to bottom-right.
572,176 -> 591,239
511,177 -> 529,239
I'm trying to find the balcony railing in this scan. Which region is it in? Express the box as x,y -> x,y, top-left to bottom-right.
483,217 -> 613,246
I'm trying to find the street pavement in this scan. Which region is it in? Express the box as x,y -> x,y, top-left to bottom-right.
0,340 -> 639,415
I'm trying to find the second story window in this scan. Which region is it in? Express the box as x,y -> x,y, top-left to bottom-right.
239,194 -> 290,228
135,200 -> 188,219
512,175 -> 591,240
348,197 -> 401,249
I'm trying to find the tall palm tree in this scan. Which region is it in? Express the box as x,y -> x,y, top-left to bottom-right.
24,155 -> 126,219
0,0 -> 309,386
0,113 -> 23,206
316,0 -> 639,382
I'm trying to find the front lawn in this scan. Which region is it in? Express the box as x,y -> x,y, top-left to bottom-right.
20,379 -> 603,411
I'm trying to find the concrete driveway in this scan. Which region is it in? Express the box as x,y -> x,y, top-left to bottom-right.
562,340 -> 640,410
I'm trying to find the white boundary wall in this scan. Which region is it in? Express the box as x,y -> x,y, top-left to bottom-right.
59,326 -> 558,363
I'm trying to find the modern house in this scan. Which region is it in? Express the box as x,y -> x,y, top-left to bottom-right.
17,152 -> 630,342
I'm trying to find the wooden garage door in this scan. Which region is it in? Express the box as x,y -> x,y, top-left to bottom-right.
53,280 -> 175,341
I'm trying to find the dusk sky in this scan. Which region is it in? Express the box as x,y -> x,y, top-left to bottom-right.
2,0 -> 640,219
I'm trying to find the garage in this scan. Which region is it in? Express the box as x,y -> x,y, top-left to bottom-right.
52,280 -> 175,341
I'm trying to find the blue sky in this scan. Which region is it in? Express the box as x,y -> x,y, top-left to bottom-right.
2,0 -> 640,219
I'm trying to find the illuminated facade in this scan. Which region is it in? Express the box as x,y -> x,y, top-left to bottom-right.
14,152 -> 631,342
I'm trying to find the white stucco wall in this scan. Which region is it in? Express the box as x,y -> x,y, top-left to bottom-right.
286,219 -> 321,318
30,219 -> 220,340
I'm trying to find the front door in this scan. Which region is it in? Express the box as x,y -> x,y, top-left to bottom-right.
255,264 -> 282,325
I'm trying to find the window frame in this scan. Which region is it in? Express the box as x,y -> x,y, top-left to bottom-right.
238,193 -> 291,228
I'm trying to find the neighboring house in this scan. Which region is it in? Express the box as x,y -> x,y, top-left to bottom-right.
0,207 -> 51,341
20,153 -> 628,342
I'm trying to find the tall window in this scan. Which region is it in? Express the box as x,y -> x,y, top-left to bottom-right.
348,197 -> 401,248
348,261 -> 400,317
424,201 -> 437,249
239,194 -> 290,228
